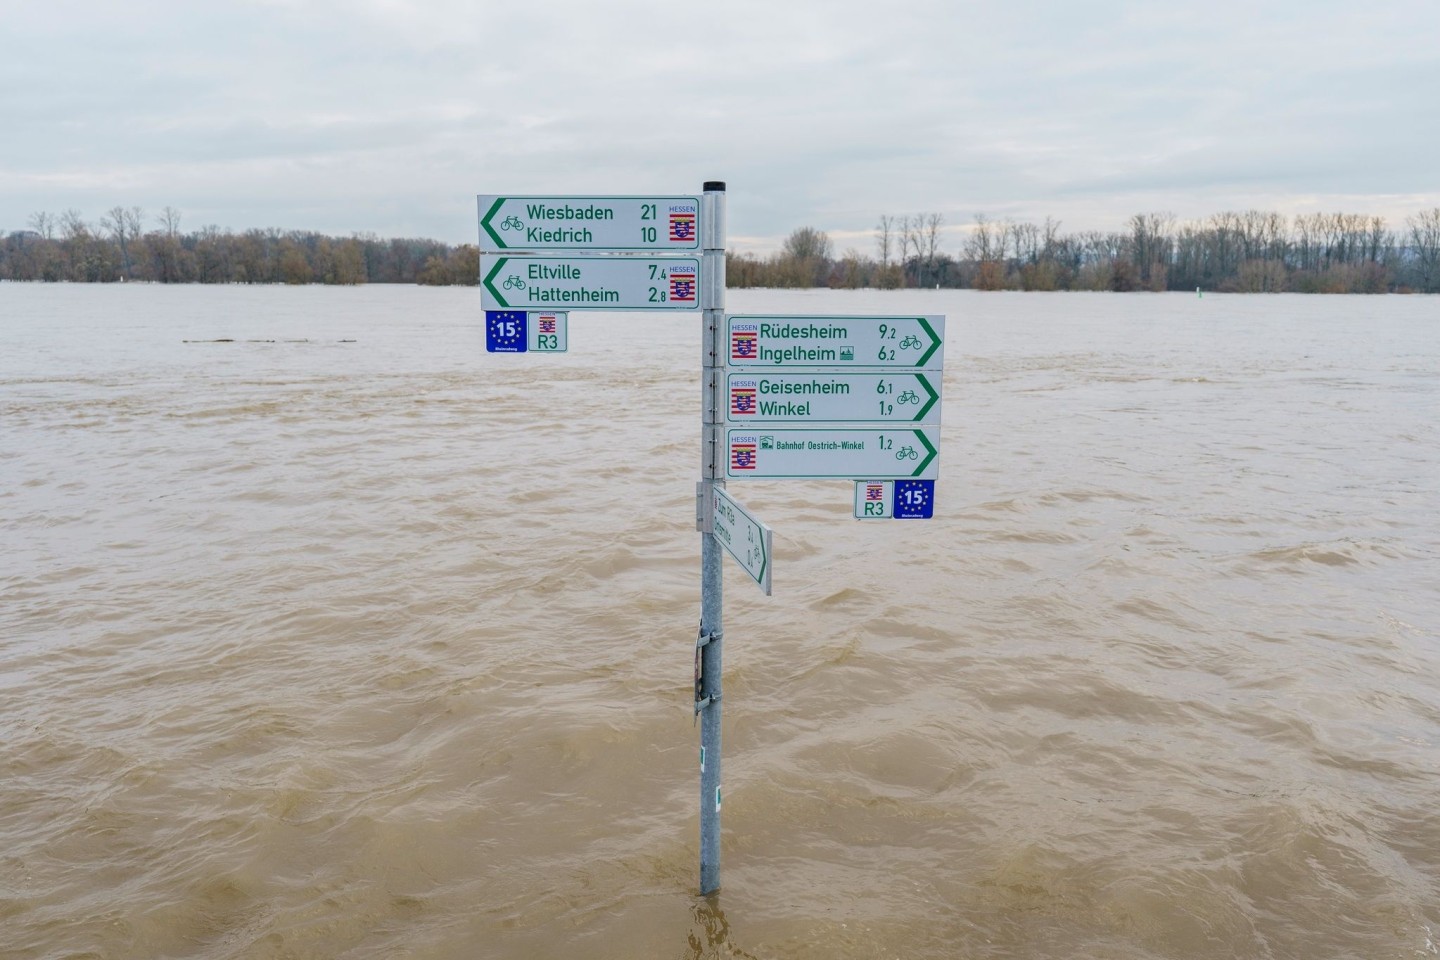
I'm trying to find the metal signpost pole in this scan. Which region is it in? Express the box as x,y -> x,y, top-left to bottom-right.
479,183 -> 937,897
697,181 -> 726,895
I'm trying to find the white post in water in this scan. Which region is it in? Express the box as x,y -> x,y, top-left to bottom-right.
697,180 -> 726,895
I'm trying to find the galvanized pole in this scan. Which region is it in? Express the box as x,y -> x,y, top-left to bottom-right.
697,180 -> 726,895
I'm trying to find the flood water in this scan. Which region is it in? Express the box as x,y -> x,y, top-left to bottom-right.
2,283 -> 1438,959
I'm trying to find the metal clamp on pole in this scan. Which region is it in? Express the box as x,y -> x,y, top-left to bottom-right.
700,425 -> 723,484
694,627 -> 723,714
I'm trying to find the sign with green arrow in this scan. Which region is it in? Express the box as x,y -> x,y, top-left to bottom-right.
482,256 -> 701,311
478,195 -> 701,252
726,315 -> 944,370
726,371 -> 940,423
724,427 -> 939,480
711,486 -> 771,594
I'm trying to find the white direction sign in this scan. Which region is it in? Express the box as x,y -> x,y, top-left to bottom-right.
727,371 -> 940,423
726,315 -> 944,370
711,486 -> 772,595
479,195 -> 700,252
482,256 -> 700,311
725,427 -> 940,480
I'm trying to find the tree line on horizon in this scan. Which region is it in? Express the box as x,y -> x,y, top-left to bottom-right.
1,207 -> 478,286
4,205 -> 1439,293
733,209 -> 1440,294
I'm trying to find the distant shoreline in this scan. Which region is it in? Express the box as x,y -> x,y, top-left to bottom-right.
5,206 -> 1438,293
1,278 -> 1433,295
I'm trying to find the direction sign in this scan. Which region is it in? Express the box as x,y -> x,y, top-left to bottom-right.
725,427 -> 939,480
726,371 -> 939,423
711,486 -> 772,594
479,195 -> 701,252
726,315 -> 944,370
482,256 -> 701,311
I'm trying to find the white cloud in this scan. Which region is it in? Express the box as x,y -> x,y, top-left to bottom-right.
2,0 -> 1437,249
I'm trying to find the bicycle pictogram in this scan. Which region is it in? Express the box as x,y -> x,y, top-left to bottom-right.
501,275 -> 526,290
896,445 -> 919,460
897,390 -> 919,405
500,215 -> 524,231
899,335 -> 922,350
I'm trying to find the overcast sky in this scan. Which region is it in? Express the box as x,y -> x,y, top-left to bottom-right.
3,0 -> 1437,252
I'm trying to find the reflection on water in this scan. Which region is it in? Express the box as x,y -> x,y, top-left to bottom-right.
686,898 -> 762,960
1,284 -> 1438,959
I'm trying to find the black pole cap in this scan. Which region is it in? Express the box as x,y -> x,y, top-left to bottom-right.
703,181 -> 726,192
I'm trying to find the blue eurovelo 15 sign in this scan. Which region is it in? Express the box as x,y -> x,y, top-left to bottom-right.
893,480 -> 935,519
486,310 -> 527,352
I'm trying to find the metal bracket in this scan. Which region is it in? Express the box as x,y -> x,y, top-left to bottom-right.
700,424 -> 723,480
703,311 -> 726,369
694,627 -> 722,715
696,482 -> 716,534
702,371 -> 724,424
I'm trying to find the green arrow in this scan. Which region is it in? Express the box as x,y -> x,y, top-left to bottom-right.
482,258 -> 510,308
914,317 -> 941,367
912,374 -> 939,421
480,198 -> 508,249
911,429 -> 938,476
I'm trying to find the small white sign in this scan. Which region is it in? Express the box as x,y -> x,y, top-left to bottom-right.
712,486 -> 772,595
854,481 -> 893,518
527,312 -> 567,352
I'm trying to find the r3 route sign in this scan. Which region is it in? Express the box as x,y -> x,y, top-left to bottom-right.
478,195 -> 701,252
482,256 -> 700,311
727,315 -> 943,370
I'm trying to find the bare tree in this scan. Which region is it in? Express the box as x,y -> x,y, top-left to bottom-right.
59,209 -> 90,241
153,206 -> 185,282
897,214 -> 922,284
102,206 -> 136,277
28,211 -> 55,240
779,226 -> 833,287
781,226 -> 831,262
1011,221 -> 1040,265
158,206 -> 182,239
876,215 -> 895,270
1407,208 -> 1440,292
921,212 -> 944,286
1129,212 -> 1174,289
965,214 -> 1008,290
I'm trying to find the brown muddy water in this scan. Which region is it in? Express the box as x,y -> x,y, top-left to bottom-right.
2,284 -> 1438,959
